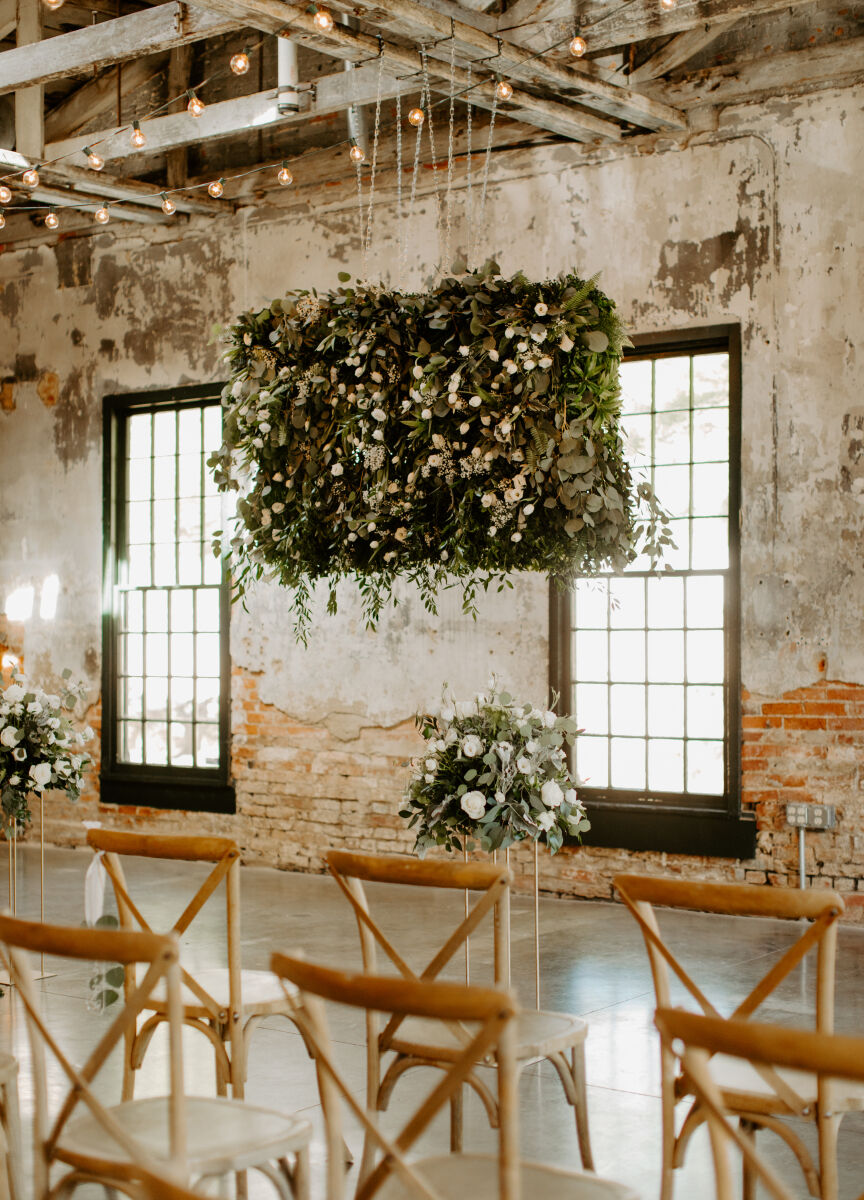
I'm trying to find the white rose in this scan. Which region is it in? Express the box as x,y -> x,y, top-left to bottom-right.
0,726 -> 21,747
421,408 -> 432,420
524,503 -> 535,515
459,345 -> 470,356
511,532 -> 522,543
29,762 -> 52,789
530,328 -> 546,343
496,741 -> 513,760
505,360 -> 517,374
564,788 -> 578,807
560,333 -> 574,352
455,700 -> 477,720
537,811 -> 555,832
425,758 -> 438,772
8,775 -> 20,787
4,686 -> 24,703
517,341 -> 528,352
516,756 -> 532,774
371,408 -> 387,422
481,494 -> 495,508
424,773 -> 435,783
489,349 -> 499,362
541,779 -> 564,809
495,790 -> 506,804
261,509 -> 272,526
544,711 -> 557,728
504,327 -> 514,338
460,422 -> 470,434
539,356 -> 553,369
372,430 -> 384,441
12,748 -> 26,762
469,396 -> 482,408
460,791 -> 486,819
523,359 -> 536,371
413,365 -> 423,378
331,463 -> 344,476
440,703 -> 456,723
534,302 -> 548,316
462,734 -> 484,758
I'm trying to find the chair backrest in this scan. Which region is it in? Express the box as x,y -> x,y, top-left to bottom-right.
0,914 -> 186,1196
87,828 -> 242,1025
614,874 -> 844,1033
655,1007 -> 864,1200
270,951 -> 520,1200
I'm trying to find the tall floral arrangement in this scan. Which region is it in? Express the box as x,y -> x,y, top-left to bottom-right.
0,671 -> 93,829
211,262 -> 670,640
400,681 -> 589,855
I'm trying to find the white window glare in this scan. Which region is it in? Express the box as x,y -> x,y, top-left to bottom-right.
40,574 -> 60,620
4,585 -> 34,622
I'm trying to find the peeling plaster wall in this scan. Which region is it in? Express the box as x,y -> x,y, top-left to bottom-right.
1,85 -> 863,895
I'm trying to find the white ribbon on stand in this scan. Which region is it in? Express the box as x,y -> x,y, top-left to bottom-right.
82,820 -> 106,927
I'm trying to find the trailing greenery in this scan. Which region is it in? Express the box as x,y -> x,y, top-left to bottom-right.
211,261 -> 671,640
400,680 -> 589,856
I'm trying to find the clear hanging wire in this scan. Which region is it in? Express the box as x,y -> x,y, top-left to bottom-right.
362,54 -> 385,281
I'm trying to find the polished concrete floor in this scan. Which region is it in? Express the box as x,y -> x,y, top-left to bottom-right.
2,844 -> 864,1198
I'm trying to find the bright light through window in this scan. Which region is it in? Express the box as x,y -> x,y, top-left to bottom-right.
40,574 -> 60,620
4,585 -> 34,623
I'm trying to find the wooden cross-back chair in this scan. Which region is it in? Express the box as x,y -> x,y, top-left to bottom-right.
655,1009 -> 864,1200
270,951 -> 638,1200
0,911 -> 312,1198
87,828 -> 299,1101
614,874 -> 860,1200
325,850 -> 594,1180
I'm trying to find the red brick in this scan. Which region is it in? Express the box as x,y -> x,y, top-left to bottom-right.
762,702 -> 804,715
828,718 -> 864,731
782,717 -> 826,730
802,702 -> 846,715
742,716 -> 782,730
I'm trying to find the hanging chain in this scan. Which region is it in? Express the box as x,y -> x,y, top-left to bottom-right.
479,90 -> 499,246
396,81 -> 405,288
420,47 -> 444,273
362,54 -> 385,281
443,37 -> 457,273
465,62 -> 473,267
350,64 -> 365,281
407,54 -> 426,278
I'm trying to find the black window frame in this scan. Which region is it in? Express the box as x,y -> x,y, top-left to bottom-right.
101,383 -> 235,814
551,324 -> 754,858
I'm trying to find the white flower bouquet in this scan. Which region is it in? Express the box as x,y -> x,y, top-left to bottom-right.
0,671 -> 94,829
401,681 -> 590,855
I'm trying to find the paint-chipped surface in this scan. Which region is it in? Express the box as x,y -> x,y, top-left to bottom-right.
0,84 -> 863,887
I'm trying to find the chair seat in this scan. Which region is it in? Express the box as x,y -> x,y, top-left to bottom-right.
376,1153 -> 638,1200
135,966 -> 296,1019
56,1095 -> 311,1178
389,1009 -> 587,1063
681,1054 -> 864,1115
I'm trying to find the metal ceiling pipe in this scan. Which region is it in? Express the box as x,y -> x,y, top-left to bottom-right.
277,36 -> 300,113
341,14 -> 369,151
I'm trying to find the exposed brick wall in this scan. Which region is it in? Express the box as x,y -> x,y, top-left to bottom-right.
29,669 -> 864,922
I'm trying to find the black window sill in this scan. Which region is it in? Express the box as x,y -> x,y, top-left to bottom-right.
576,801 -> 756,859
100,773 -> 236,815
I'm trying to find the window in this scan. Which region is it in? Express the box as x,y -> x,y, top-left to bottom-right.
101,385 -> 234,813
551,327 -> 754,856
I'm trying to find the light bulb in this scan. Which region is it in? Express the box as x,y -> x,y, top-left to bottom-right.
660,0 -> 677,8
494,79 -> 513,101
208,179 -> 225,198
312,6 -> 333,31
230,49 -> 250,75
0,213 -> 5,230
187,91 -> 205,117
569,34 -> 587,57
0,185 -> 10,204
43,0 -> 64,9
349,142 -> 365,164
130,121 -> 146,148
161,194 -> 176,215
94,206 -> 110,224
22,167 -> 39,187
84,147 -> 104,170
277,163 -> 293,186
45,209 -> 59,230
408,107 -> 424,127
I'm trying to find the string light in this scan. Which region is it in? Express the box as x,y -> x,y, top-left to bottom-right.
83,146 -> 104,170
0,212 -> 5,230
208,178 -> 225,197
277,161 -> 294,186
22,167 -> 39,187
161,193 -> 176,215
94,206 -> 110,224
349,140 -> 365,164
44,208 -> 59,230
569,34 -> 587,57
230,48 -> 250,75
311,5 -> 334,31
0,185 -> 10,204
660,0 -> 677,8
130,121 -> 146,148
408,107 -> 425,127
186,91 -> 206,117
494,79 -> 514,101
43,0 -> 65,10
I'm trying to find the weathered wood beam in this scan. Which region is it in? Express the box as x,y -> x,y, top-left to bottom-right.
21,183 -> 177,221
571,0 -> 821,52
0,3 -> 237,96
342,0 -> 686,130
0,0 -> 15,40
41,160 -> 228,213
188,0 -> 622,141
656,36 -> 864,108
14,0 -> 42,156
45,56 -> 168,140
165,43 -> 192,188
628,17 -> 743,85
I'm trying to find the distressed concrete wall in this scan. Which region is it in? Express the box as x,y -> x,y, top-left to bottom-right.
2,84 -> 863,905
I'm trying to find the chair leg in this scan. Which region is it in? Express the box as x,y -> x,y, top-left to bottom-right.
213,1022 -> 229,1098
817,1110 -> 839,1200
121,1024 -> 136,1102
289,1146 -> 311,1200
659,1066 -> 677,1200
449,1084 -> 464,1153
739,1119 -> 757,1200
570,1045 -> 595,1172
1,1074 -> 24,1200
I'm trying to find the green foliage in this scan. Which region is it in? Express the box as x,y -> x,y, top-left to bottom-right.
211,262 -> 671,641
400,680 -> 591,856
86,912 -> 122,1012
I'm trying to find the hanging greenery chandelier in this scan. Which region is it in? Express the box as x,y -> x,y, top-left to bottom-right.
210,261 -> 671,641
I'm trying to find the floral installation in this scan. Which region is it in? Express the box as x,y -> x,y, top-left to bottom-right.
400,679 -> 590,855
211,261 -> 671,641
0,670 -> 94,829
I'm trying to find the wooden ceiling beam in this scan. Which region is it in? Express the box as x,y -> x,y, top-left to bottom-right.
17,183 -> 178,221
44,56 -> 168,141
39,161 -> 227,213
0,2 -> 237,96
0,0 -> 15,40
628,17 -> 744,85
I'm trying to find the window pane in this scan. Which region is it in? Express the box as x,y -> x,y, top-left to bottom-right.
123,634 -> 143,676
692,462 -> 728,517
179,453 -> 202,498
687,686 -> 724,739
122,676 -> 143,720
153,410 -> 176,456
171,634 -> 195,676
127,502 -> 151,545
654,409 -> 690,464
609,577 -> 644,628
153,544 -> 177,587
687,631 -> 724,683
197,676 -> 220,723
648,631 -> 684,683
574,580 -> 608,628
145,589 -> 168,633
691,518 -> 729,570
692,408 -> 728,462
647,685 -> 684,737
197,589 -> 220,632
145,676 -> 168,721
649,739 -> 684,792
687,576 -> 724,628
197,634 -> 221,676
693,353 -> 728,407
621,413 -> 651,462
171,589 -> 194,632
610,684 -> 645,736
576,736 -> 608,788
611,738 -> 645,789
170,722 -> 194,767
128,546 -> 151,588
652,464 -> 690,520
171,677 -> 195,722
128,413 -> 151,458
647,576 -> 683,629
687,741 -> 724,794
178,406 -> 202,457
145,633 -> 168,675
127,459 -> 151,502
145,722 -> 168,765
620,359 -> 652,414
178,497 -> 202,542
195,725 -> 220,768
121,721 -> 143,763
125,591 -> 143,633
575,631 -> 608,681
654,357 -> 690,412
610,632 -> 645,682
575,683 -> 608,736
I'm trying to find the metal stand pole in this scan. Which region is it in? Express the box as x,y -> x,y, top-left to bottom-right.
533,840 -> 540,1009
463,845 -> 470,985
798,826 -> 806,890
